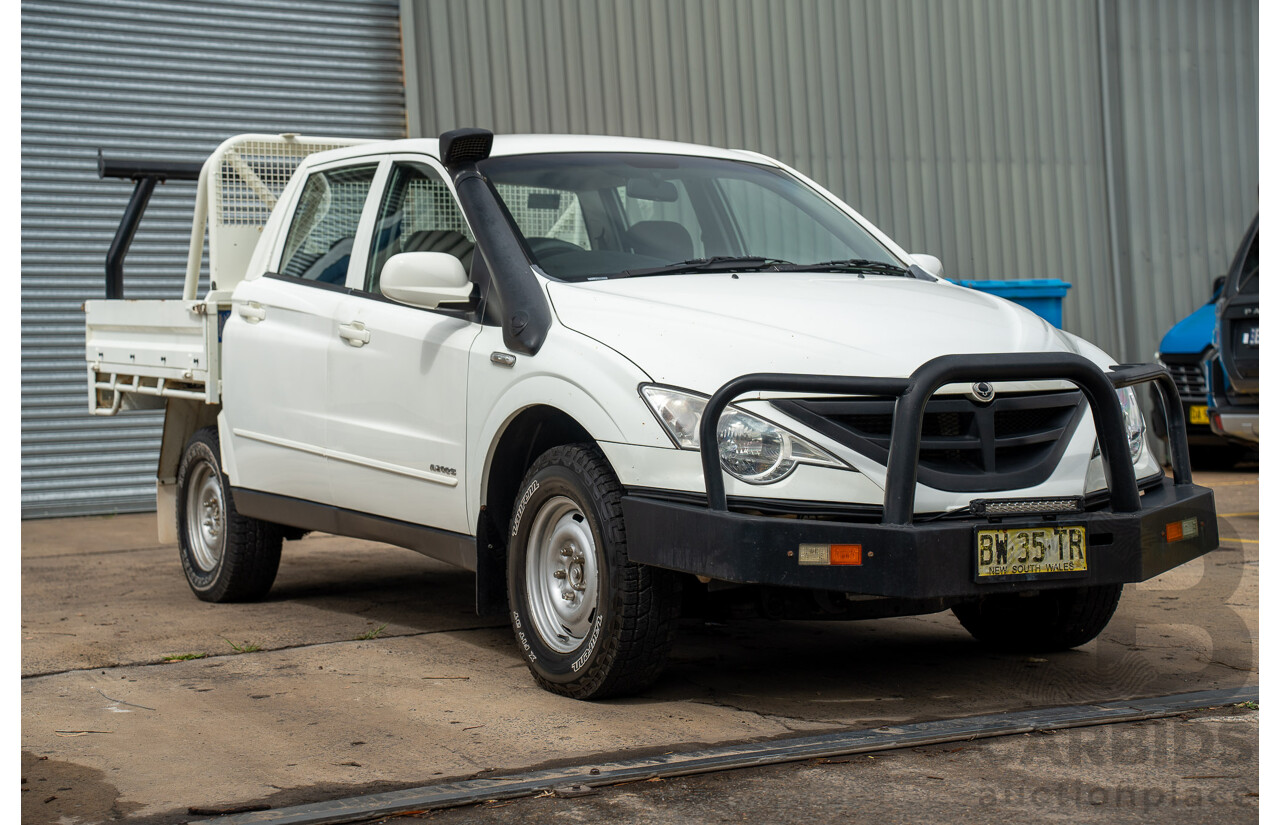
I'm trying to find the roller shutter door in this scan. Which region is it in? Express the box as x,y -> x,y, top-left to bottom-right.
22,0 -> 406,517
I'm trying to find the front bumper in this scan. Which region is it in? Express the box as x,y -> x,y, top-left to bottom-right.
623,478 -> 1216,599
623,353 -> 1217,599
1206,350 -> 1259,443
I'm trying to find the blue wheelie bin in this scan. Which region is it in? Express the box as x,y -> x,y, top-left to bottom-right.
950,279 -> 1072,328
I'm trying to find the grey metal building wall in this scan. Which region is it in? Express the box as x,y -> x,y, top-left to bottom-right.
402,0 -> 1257,363
1102,0 -> 1259,362
21,0 -> 406,517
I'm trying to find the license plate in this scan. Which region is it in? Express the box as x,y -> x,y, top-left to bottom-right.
1189,404 -> 1210,425
976,525 -> 1087,579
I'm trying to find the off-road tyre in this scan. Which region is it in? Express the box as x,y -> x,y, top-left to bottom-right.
952,584 -> 1123,652
507,444 -> 681,699
176,426 -> 282,603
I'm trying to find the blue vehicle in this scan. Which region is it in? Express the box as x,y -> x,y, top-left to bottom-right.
1154,219 -> 1258,468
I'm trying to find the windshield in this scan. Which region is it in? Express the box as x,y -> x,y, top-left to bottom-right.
476,152 -> 902,281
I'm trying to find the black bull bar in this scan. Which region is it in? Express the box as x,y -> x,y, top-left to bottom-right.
621,353 -> 1217,599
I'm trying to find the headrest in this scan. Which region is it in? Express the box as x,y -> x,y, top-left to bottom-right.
624,221 -> 694,262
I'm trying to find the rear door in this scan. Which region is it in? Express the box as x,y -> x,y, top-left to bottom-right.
325,157 -> 482,533
221,161 -> 380,503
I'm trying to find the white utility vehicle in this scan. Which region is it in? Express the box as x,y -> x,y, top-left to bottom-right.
86,129 -> 1216,699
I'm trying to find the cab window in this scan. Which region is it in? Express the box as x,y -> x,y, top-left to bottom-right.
366,162 -> 474,295
279,164 -> 378,284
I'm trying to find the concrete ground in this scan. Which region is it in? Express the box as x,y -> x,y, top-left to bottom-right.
20,470 -> 1258,824
406,707 -> 1259,825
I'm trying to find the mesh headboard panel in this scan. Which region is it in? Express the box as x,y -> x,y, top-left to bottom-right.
205,134 -> 368,290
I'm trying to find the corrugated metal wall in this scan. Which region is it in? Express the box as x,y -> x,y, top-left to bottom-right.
21,0 -> 406,517
402,0 -> 1258,364
1102,0 -> 1259,361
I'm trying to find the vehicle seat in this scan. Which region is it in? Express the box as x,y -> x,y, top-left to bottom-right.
312,237 -> 355,284
624,221 -> 694,261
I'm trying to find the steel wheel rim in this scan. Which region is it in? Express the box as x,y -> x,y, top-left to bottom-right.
524,496 -> 600,654
185,460 -> 225,572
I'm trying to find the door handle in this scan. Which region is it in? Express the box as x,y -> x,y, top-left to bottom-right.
338,321 -> 371,347
237,302 -> 266,323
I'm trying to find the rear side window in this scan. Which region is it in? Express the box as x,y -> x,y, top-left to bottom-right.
366,162 -> 474,295
279,164 -> 378,284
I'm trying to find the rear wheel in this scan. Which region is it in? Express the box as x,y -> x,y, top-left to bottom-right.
951,584 -> 1123,652
507,444 -> 680,699
176,427 -> 282,602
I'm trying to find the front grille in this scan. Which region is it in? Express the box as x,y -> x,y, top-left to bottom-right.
775,390 -> 1087,493
1158,354 -> 1208,404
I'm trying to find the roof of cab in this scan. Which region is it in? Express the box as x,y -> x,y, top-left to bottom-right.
298,133 -> 780,169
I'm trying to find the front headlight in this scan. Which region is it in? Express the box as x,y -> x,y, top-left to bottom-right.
1117,387 -> 1146,462
640,385 -> 846,484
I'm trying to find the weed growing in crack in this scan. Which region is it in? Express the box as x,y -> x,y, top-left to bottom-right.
355,624 -> 388,641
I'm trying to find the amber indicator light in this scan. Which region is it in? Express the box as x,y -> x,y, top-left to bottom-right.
831,544 -> 862,565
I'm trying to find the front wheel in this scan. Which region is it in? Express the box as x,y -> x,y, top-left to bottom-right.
507,444 -> 680,699
951,584 -> 1123,652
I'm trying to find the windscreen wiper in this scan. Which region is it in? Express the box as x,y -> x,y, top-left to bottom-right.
615,256 -> 794,278
772,258 -> 911,275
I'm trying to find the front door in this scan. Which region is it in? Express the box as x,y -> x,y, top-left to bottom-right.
324,158 -> 480,534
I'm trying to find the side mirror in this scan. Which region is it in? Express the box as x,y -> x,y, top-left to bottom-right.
380,252 -> 473,309
1211,274 -> 1227,300
909,253 -> 945,280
